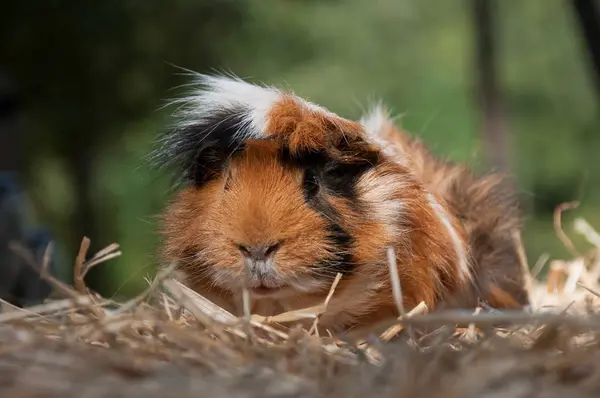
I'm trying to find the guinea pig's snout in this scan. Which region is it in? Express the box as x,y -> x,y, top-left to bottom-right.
237,243 -> 281,262
237,243 -> 283,292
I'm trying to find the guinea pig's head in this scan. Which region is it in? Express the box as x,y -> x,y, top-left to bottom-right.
154,75 -> 424,299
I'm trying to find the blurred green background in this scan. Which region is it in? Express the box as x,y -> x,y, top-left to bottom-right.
1,0 -> 598,299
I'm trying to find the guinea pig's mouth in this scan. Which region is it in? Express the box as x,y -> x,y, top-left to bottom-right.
245,278 -> 292,297
247,278 -> 322,297
250,285 -> 284,296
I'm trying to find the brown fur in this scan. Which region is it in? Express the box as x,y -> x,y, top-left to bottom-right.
158,86 -> 529,335
374,116 -> 530,310
266,95 -> 365,153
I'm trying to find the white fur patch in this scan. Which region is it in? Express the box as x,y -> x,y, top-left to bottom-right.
426,193 -> 471,281
170,74 -> 280,140
170,74 -> 336,139
359,103 -> 391,139
367,133 -> 400,159
358,171 -> 406,235
359,104 -> 408,162
361,104 -> 471,281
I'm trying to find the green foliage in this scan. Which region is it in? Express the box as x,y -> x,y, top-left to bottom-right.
1,0 -> 598,296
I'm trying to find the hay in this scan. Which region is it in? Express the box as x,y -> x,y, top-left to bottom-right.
3,212 -> 600,397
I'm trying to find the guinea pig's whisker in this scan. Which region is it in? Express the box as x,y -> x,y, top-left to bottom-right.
193,247 -> 221,258
187,273 -> 216,287
311,265 -> 373,278
309,269 -> 346,278
176,252 -> 203,262
316,212 -> 339,226
183,267 -> 208,278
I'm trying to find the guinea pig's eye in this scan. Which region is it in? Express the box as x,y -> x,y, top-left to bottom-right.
302,168 -> 320,198
321,161 -> 368,197
323,164 -> 348,179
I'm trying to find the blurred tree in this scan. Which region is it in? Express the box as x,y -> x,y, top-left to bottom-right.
571,0 -> 600,104
0,69 -> 59,307
0,0 -> 245,295
0,71 -> 24,174
471,0 -> 510,172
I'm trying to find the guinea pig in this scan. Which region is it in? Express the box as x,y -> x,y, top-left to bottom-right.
153,74 -> 530,334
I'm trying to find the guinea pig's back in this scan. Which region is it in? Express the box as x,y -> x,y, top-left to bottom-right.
361,106 -> 530,310
424,157 -> 530,309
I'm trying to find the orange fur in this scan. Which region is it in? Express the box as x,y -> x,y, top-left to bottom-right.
266,95 -> 365,154
156,75 -> 529,335
362,107 -> 530,310
160,144 -> 465,332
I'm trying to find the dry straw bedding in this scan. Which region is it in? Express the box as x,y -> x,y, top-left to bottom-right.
1,205 -> 600,398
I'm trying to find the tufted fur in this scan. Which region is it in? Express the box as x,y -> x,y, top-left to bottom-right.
154,74 -> 530,334
360,105 -> 530,310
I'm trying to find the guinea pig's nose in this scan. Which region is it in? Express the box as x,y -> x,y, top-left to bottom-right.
238,243 -> 280,261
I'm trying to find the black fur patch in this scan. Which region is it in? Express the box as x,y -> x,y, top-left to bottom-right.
278,143 -> 382,278
279,146 -> 380,201
152,108 -> 248,186
299,181 -> 356,277
319,222 -> 355,276
319,161 -> 374,198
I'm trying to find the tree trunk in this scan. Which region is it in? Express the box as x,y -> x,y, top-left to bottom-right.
571,0 -> 600,105
472,0 -> 510,172
0,70 -> 24,174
